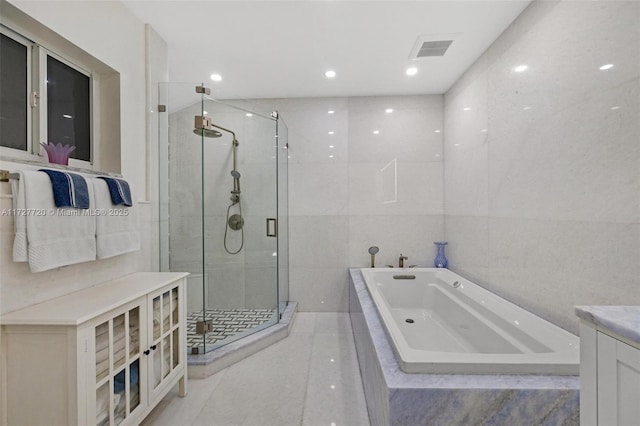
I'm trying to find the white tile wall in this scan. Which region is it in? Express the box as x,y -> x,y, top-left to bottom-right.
444,0 -> 640,334
274,95 -> 444,311
0,1 -> 159,314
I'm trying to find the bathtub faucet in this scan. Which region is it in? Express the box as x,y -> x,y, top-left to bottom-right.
398,254 -> 408,268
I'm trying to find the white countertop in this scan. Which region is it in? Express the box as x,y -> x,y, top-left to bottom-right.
1,272 -> 189,326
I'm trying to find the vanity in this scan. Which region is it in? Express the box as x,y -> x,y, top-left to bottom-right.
1,272 -> 188,426
576,306 -> 640,425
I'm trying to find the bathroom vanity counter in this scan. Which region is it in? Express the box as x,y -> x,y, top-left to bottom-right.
575,305 -> 640,346
576,305 -> 640,425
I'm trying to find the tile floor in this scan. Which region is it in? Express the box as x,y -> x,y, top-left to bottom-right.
142,312 -> 371,426
186,308 -> 277,350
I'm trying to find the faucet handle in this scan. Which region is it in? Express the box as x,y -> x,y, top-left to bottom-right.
408,265 -> 418,268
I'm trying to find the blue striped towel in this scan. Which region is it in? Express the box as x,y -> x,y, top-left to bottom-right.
39,169 -> 90,209
97,176 -> 133,207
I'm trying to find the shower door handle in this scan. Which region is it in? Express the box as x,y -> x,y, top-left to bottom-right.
266,218 -> 278,237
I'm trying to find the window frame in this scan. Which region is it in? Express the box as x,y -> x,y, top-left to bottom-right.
0,26 -> 33,161
0,24 -> 95,169
37,46 -> 94,168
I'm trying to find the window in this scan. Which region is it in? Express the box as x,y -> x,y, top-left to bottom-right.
46,55 -> 91,162
0,32 -> 29,151
0,25 -> 93,165
0,3 -> 121,175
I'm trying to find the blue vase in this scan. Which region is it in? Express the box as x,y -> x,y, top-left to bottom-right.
433,241 -> 448,268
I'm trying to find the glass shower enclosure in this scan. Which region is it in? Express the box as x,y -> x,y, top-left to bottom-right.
158,83 -> 289,354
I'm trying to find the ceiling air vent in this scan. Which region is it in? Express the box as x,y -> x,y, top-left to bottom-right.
416,40 -> 453,57
409,33 -> 460,59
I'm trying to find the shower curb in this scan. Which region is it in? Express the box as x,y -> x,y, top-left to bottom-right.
187,302 -> 297,378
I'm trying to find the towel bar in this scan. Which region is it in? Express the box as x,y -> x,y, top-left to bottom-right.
0,169 -> 120,182
0,170 -> 21,181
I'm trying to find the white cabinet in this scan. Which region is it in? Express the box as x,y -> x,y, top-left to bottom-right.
579,322 -> 640,426
1,272 -> 188,426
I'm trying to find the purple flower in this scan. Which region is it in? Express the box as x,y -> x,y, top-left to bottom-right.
41,142 -> 76,165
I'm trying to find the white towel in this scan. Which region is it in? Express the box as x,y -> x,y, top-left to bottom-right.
11,170 -> 97,272
11,174 -> 27,262
92,178 -> 141,259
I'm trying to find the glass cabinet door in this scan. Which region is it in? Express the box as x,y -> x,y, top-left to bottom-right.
94,304 -> 143,426
148,284 -> 183,401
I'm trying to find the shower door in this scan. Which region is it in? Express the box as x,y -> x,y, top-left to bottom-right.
159,83 -> 287,354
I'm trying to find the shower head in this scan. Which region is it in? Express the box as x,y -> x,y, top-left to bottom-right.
193,128 -> 223,138
230,170 -> 241,179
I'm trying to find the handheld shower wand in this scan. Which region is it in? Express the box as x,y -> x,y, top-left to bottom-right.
230,170 -> 241,204
368,246 -> 379,268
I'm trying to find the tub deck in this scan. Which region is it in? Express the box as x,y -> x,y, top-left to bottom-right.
349,268 -> 580,425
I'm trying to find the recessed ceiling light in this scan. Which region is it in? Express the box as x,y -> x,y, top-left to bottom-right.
373,130 -> 380,135
463,107 -> 471,111
328,131 -> 335,135
325,70 -> 336,78
454,143 -> 460,147
406,67 -> 418,76
610,106 -> 621,110
434,129 -> 441,133
385,108 -> 394,113
514,65 -> 528,73
329,145 -> 335,149
245,113 -> 253,117
329,155 -> 334,158
599,64 -> 614,70
210,73 -> 222,82
328,110 -> 335,114
481,129 -> 488,133
523,106 -> 532,110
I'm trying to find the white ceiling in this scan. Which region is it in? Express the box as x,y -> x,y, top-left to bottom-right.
123,0 -> 532,100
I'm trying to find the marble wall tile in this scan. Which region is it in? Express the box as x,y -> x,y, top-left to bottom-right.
244,266 -> 278,309
348,102 -> 442,164
348,214 -> 444,268
289,163 -> 349,216
444,0 -> 640,334
205,265 -> 246,309
443,62 -> 489,217
168,94 -> 444,313
487,217 -> 640,334
290,268 -> 350,311
348,162 -> 443,216
444,215 -> 490,285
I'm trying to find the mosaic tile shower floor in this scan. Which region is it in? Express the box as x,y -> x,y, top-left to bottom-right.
186,308 -> 277,351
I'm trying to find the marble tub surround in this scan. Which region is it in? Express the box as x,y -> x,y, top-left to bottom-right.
443,0 -> 640,335
575,306 -> 640,346
349,269 -> 579,425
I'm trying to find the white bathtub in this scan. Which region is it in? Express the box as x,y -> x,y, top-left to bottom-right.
360,268 -> 579,375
